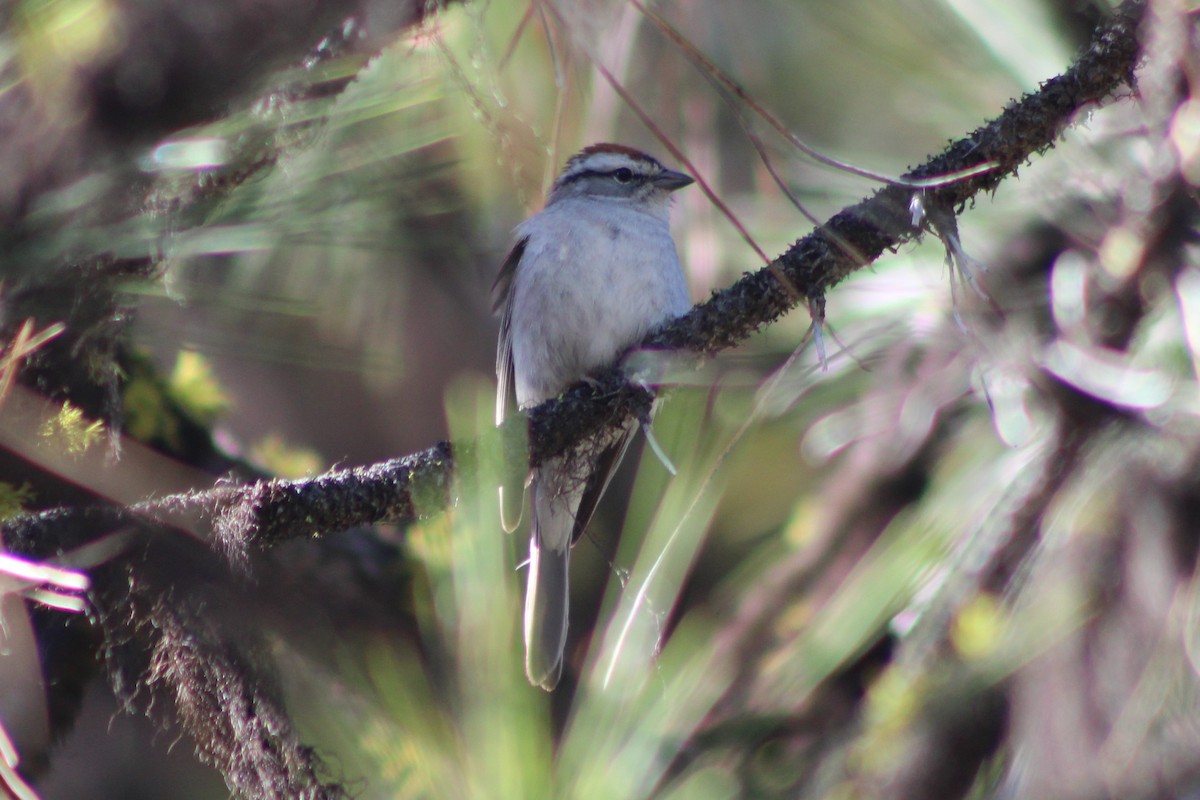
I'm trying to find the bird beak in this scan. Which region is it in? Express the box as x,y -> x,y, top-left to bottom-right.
653,169 -> 694,191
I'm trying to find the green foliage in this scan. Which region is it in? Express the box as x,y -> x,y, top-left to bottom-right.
122,349 -> 232,452
168,351 -> 231,424
38,399 -> 104,455
247,434 -> 323,478
121,369 -> 181,448
0,481 -> 36,521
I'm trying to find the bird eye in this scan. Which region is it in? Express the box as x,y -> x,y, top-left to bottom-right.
613,167 -> 634,183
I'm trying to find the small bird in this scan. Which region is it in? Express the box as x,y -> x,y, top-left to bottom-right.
494,143 -> 693,690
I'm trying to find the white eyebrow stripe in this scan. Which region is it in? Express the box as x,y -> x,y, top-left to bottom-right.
558,152 -> 660,183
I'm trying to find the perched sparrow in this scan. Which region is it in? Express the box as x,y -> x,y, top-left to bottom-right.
494,143 -> 693,690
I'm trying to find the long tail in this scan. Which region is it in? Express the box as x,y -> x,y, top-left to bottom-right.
524,478 -> 573,690
524,527 -> 570,690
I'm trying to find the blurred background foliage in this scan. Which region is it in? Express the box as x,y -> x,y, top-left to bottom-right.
5,0 -> 1200,798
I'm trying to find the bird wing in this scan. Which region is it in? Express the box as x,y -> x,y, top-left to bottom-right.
570,421 -> 638,545
493,237 -> 525,426
494,238 -> 527,533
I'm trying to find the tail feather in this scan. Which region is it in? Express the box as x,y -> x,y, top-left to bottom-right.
524,529 -> 570,690
520,429 -> 634,690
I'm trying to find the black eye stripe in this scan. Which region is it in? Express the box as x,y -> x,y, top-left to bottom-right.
559,167 -> 653,186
